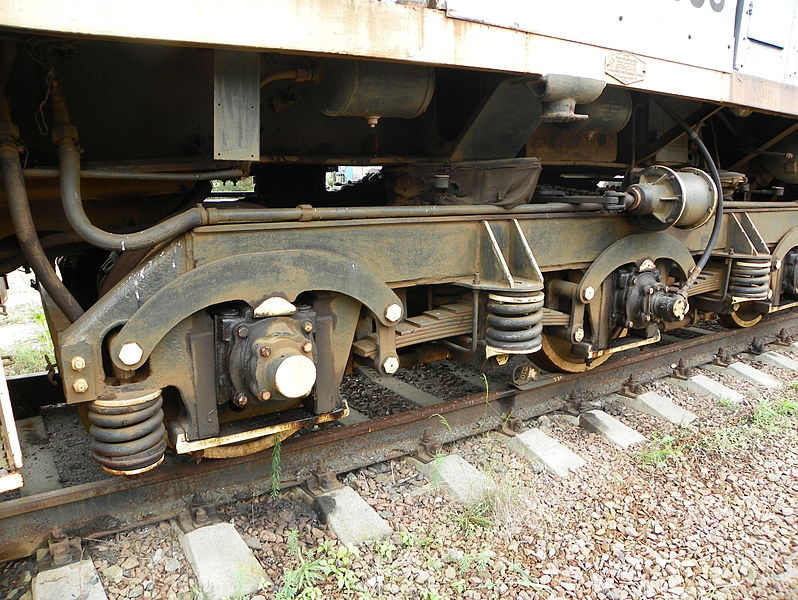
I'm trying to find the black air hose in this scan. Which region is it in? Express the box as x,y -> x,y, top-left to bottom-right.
653,98 -> 724,297
0,96 -> 85,322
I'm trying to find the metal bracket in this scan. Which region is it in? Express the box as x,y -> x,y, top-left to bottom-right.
671,359 -> 692,380
747,337 -> 765,355
36,529 -> 82,569
214,50 -> 260,161
305,469 -> 343,497
177,495 -> 220,533
712,347 -> 731,367
499,412 -> 526,437
511,361 -> 539,388
619,375 -> 644,398
416,430 -> 441,463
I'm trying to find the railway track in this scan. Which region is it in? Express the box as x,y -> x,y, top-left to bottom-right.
1,310 -> 797,570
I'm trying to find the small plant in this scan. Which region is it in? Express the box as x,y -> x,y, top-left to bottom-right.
398,531 -> 417,548
430,413 -> 451,431
718,396 -> 738,409
751,397 -> 798,430
639,433 -> 682,465
270,436 -> 283,498
374,540 -> 397,561
277,532 -> 363,599
452,501 -> 494,535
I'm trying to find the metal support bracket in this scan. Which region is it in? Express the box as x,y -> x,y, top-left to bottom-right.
35,529 -> 81,569
214,50 -> 260,161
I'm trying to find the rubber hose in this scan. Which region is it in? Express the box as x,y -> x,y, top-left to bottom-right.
652,98 -> 724,296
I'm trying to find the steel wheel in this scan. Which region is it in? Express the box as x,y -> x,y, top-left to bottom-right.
718,303 -> 765,328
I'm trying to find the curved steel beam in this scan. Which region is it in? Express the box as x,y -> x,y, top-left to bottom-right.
578,232 -> 695,301
109,249 -> 401,370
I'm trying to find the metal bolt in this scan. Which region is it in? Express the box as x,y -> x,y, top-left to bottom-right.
72,378 -> 88,393
643,314 -> 652,322
303,321 -> 313,332
582,286 -> 595,302
384,303 -> 403,323
236,326 -> 249,338
774,259 -> 782,270
118,342 -> 143,366
259,345 -> 271,357
573,327 -> 584,342
302,341 -> 313,353
70,356 -> 86,371
259,390 -> 272,401
626,320 -> 635,328
382,356 -> 399,374
233,393 -> 248,407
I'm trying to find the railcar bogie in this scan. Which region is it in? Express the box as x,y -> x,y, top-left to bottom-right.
1,3 -> 798,476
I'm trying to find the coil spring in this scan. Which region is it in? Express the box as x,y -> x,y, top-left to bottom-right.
88,391 -> 166,475
485,290 -> 544,353
728,257 -> 771,300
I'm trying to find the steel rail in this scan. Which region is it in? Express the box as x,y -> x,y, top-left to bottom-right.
0,311 -> 796,561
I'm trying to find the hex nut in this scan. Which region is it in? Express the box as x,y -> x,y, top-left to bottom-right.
384,303 -> 403,323
259,346 -> 271,357
581,286 -> 595,302
70,356 -> 86,371
573,327 -> 585,343
303,321 -> 313,332
382,356 -> 400,374
259,390 -> 272,401
118,342 -> 143,366
72,378 -> 88,393
302,342 -> 313,353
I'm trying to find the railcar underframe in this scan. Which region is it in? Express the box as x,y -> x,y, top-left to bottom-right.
1,4 -> 798,478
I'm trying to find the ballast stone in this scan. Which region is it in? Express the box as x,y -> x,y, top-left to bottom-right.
32,559 -> 108,600
503,428 -> 586,478
414,454 -> 495,505
668,374 -> 744,404
579,409 -> 646,449
178,522 -> 266,600
620,391 -> 697,426
314,485 -> 393,546
754,351 -> 798,373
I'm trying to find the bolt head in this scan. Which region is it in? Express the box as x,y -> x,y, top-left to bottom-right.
259,390 -> 272,401
382,356 -> 399,374
72,378 -> 88,393
573,327 -> 585,342
259,345 -> 271,357
774,259 -> 782,271
118,342 -> 143,366
236,326 -> 249,338
303,321 -> 313,332
384,303 -> 402,323
582,286 -> 595,302
233,393 -> 249,407
70,356 -> 86,371
626,321 -> 635,328
302,341 -> 313,353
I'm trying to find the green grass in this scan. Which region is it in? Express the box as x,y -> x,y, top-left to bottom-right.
3,339 -> 51,376
639,433 -> 682,465
1,304 -> 54,376
750,397 -> 797,430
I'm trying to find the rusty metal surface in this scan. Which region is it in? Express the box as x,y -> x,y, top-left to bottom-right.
1,310 -> 796,562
